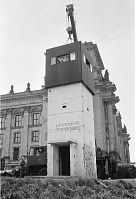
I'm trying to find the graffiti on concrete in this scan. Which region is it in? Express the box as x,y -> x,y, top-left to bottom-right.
83,144 -> 97,178
56,121 -> 81,132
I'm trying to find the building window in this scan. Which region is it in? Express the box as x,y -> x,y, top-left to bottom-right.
13,148 -> 19,161
33,113 -> 40,126
90,63 -> 92,72
14,132 -> 21,143
83,55 -> 92,72
15,115 -> 22,127
70,52 -> 76,60
51,52 -> 76,65
0,117 -> 5,129
51,57 -> 56,65
32,131 -> 39,142
0,134 -> 3,144
57,54 -> 69,63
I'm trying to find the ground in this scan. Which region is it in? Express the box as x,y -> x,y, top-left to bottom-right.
1,177 -> 136,199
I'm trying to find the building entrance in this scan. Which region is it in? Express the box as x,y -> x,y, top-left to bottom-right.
59,146 -> 70,176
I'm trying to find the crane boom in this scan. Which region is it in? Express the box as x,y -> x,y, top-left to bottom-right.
66,4 -> 78,42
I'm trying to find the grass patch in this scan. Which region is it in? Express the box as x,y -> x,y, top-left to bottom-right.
1,177 -> 136,199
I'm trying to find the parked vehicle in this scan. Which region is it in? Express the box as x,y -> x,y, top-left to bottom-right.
26,146 -> 47,176
0,169 -> 13,177
96,148 -> 136,179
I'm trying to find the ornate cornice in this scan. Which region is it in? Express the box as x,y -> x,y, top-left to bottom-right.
121,134 -> 130,141
101,82 -> 116,93
118,131 -> 130,140
102,95 -> 120,105
1,104 -> 43,117
94,80 -> 117,94
0,89 -> 47,104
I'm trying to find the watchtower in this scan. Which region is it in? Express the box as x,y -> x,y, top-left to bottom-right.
45,41 -> 97,177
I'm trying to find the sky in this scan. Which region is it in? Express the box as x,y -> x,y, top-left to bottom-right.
0,0 -> 135,162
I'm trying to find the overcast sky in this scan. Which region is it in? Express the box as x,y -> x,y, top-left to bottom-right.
0,0 -> 135,162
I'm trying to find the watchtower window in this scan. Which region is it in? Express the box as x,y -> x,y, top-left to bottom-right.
70,52 -> 76,60
51,57 -> 56,65
50,52 -> 76,65
57,54 -> 69,63
86,58 -> 90,69
83,55 -> 92,72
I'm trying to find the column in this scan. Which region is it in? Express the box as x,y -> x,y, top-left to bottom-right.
122,141 -> 125,162
93,91 -> 105,150
21,107 -> 29,156
124,141 -> 130,163
3,109 -> 11,157
40,95 -> 48,146
107,104 -> 115,151
126,143 -> 130,163
112,107 -> 118,152
70,143 -> 77,176
53,144 -> 59,176
47,144 -> 53,176
104,102 -> 110,153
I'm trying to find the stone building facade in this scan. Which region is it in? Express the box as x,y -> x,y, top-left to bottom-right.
0,42 -> 130,173
0,85 -> 47,168
85,42 -> 130,163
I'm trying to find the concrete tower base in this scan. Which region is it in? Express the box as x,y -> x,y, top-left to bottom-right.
47,83 -> 97,178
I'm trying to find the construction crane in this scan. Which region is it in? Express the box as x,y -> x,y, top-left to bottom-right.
66,4 -> 78,42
